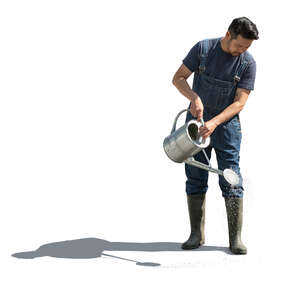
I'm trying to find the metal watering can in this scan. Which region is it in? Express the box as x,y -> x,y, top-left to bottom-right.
163,109 -> 240,186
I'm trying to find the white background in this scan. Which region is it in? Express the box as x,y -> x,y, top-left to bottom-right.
1,0 -> 299,282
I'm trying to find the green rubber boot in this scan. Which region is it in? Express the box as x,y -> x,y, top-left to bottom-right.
181,193 -> 206,250
225,197 -> 247,255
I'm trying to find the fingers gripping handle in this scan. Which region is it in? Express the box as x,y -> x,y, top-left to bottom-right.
171,109 -> 204,134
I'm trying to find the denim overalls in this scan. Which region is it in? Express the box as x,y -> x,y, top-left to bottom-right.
185,39 -> 250,198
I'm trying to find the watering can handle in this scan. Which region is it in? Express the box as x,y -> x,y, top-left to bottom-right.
171,109 -> 204,134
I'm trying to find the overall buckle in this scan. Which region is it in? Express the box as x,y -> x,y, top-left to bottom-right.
234,75 -> 241,83
199,66 -> 206,73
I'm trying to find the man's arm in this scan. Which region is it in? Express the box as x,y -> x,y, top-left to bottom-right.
212,87 -> 250,125
172,64 -> 204,120
172,64 -> 196,100
199,88 -> 250,139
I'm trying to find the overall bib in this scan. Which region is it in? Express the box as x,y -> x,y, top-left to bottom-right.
185,39 -> 249,198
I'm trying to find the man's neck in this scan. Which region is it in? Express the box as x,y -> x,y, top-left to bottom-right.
220,37 -> 230,54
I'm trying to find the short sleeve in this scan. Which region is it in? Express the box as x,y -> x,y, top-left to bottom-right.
237,61 -> 256,91
182,42 -> 200,72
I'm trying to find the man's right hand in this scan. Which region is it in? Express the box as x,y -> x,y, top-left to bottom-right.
190,95 -> 204,121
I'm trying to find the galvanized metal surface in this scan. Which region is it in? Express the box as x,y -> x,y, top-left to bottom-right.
163,109 -> 240,186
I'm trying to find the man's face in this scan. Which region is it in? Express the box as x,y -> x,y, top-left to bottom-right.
227,33 -> 253,56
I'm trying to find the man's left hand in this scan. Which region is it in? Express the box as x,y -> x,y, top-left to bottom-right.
199,120 -> 218,139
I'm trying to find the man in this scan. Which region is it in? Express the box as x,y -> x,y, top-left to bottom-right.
172,17 -> 259,254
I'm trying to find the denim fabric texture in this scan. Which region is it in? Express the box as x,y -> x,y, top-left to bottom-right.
184,39 -> 248,198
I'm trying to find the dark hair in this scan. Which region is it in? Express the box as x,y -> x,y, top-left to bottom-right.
228,17 -> 259,40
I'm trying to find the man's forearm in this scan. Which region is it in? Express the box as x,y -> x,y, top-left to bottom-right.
173,77 -> 198,101
211,88 -> 249,126
211,101 -> 244,126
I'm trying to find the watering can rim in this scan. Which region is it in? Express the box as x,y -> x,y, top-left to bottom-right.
170,109 -> 210,148
185,119 -> 211,149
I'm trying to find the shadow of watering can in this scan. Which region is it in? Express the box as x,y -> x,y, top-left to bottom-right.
163,109 -> 240,186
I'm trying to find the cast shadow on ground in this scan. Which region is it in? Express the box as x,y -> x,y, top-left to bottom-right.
12,238 -> 231,266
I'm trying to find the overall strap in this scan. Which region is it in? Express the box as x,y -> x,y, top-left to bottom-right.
233,55 -> 250,86
198,38 -> 217,74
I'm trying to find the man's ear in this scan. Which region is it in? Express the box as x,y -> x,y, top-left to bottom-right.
225,31 -> 231,40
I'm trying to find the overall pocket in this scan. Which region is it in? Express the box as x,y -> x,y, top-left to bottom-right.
227,116 -> 242,144
198,74 -> 235,112
229,116 -> 242,133
216,87 -> 233,110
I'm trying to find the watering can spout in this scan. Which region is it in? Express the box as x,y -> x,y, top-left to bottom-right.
185,157 -> 240,186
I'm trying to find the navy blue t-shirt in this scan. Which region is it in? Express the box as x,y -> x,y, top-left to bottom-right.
183,37 -> 256,90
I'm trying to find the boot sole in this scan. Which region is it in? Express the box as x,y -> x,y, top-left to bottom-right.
230,248 -> 247,255
181,242 -> 204,250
